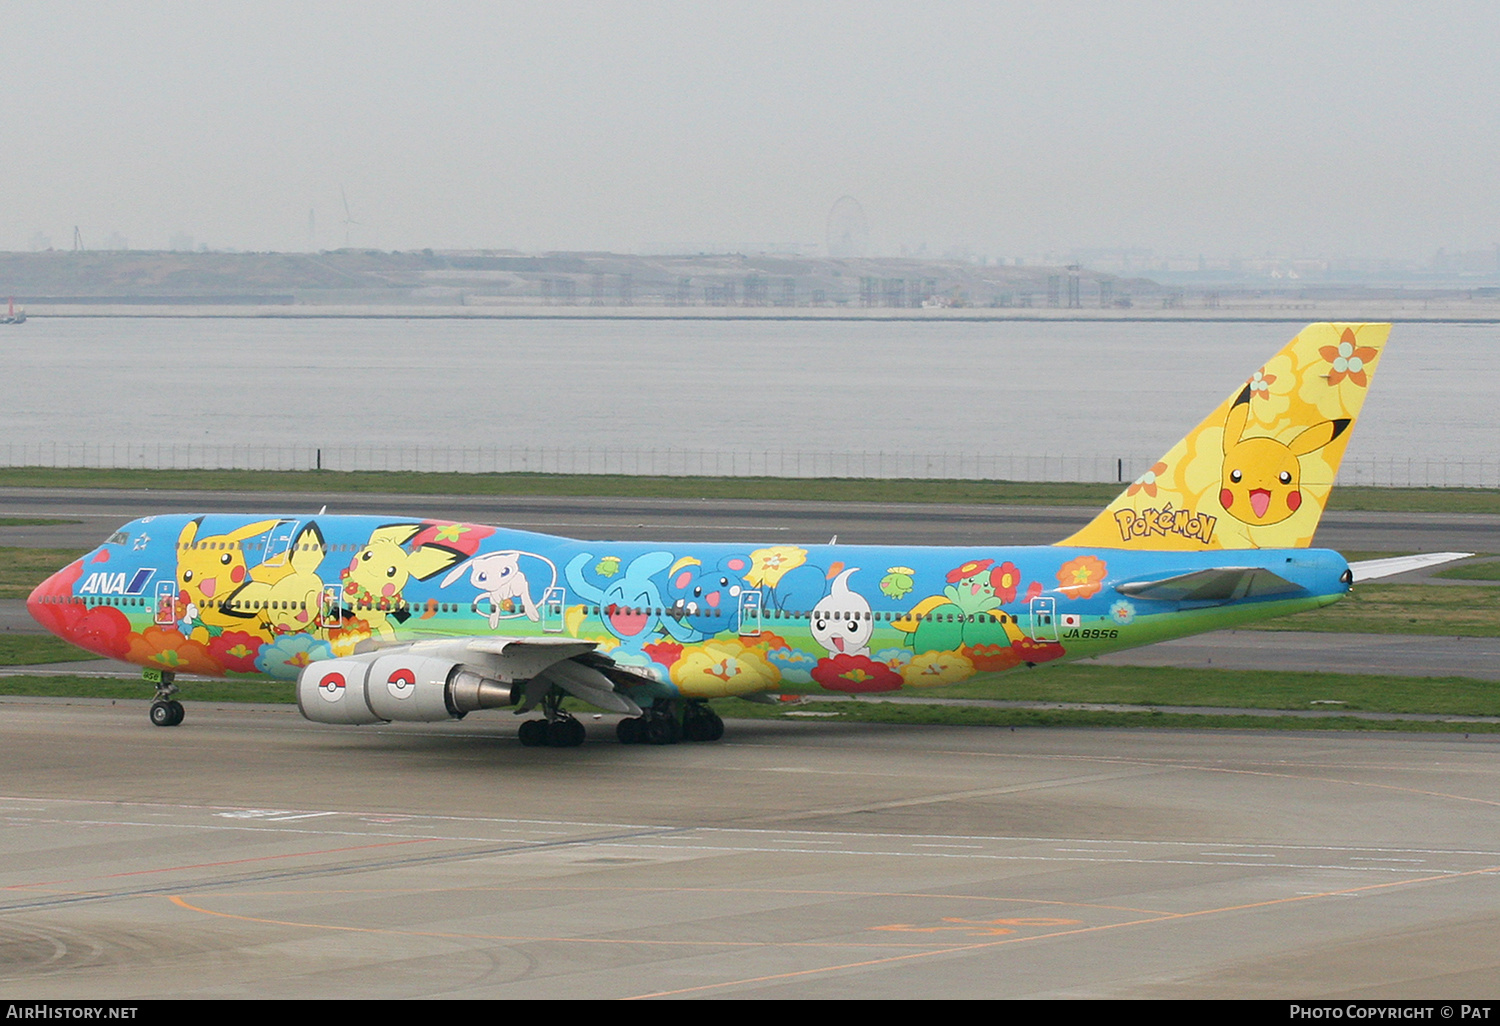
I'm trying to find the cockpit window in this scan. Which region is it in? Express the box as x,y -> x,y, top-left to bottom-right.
106,531 -> 129,546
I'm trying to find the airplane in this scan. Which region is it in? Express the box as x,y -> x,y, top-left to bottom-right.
26,322 -> 1469,745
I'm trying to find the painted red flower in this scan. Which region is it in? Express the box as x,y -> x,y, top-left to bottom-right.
946,559 -> 994,585
963,643 -> 1024,673
811,653 -> 904,693
642,640 -> 684,669
208,631 -> 265,675
989,561 -> 1021,603
1012,637 -> 1066,665
66,605 -> 135,661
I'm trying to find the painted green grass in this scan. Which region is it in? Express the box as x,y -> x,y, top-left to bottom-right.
0,466 -> 1495,514
1435,560 -> 1500,581
1246,584 -> 1500,637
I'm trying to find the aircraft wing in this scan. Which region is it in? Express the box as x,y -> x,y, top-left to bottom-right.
334,635 -> 646,716
1114,567 -> 1306,604
1347,552 -> 1474,583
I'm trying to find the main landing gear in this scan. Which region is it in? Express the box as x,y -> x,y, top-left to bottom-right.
146,669 -> 184,727
517,690 -> 586,748
616,700 -> 723,745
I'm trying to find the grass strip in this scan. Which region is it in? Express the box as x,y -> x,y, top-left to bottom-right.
1435,560 -> 1500,581
0,466 -> 1496,514
0,547 -> 93,598
1245,583 -> 1500,637
0,675 -> 293,703
725,700 -> 1500,734
0,636 -> 102,665
900,663 -> 1500,716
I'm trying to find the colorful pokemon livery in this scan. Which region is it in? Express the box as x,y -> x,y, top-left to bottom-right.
29,323 -> 1399,745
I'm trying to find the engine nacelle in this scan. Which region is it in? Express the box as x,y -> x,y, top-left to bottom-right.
297,655 -> 519,725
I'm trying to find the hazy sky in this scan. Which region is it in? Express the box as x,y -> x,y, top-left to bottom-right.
3,1 -> 1497,259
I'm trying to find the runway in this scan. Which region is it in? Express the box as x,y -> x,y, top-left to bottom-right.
2,698 -> 1498,999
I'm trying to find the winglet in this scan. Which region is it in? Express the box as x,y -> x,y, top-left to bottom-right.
1057,323 -> 1390,551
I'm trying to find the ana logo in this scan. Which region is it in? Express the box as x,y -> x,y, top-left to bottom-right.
317,671 -> 346,702
78,568 -> 157,595
386,667 -> 416,699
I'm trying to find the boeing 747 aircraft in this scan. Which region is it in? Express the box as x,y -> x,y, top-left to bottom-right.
27,322 -> 1461,745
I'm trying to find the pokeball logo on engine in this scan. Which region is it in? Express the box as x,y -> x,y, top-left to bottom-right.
387,667 -> 417,699
318,671 -> 346,702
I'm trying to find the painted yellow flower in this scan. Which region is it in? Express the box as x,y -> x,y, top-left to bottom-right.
745,546 -> 807,588
1056,555 -> 1108,600
899,650 -> 975,688
670,639 -> 780,697
328,620 -> 374,657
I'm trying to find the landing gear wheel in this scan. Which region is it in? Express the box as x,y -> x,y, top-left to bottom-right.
646,709 -> 681,746
546,717 -> 586,748
149,700 -> 183,728
518,718 -> 548,747
146,670 -> 182,726
617,717 -> 645,745
681,701 -> 723,742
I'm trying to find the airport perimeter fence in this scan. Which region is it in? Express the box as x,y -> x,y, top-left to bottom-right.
0,442 -> 1496,489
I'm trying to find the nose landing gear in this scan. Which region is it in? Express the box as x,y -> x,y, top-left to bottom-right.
145,669 -> 184,727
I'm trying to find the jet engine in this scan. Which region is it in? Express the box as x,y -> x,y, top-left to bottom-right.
297,653 -> 520,725
294,637 -> 644,726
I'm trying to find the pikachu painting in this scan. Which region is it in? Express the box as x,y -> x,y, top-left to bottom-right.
1061,323 -> 1389,550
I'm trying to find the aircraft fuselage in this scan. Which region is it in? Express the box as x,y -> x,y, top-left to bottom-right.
28,512 -> 1349,703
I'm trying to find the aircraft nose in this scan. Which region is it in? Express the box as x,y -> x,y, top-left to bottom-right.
28,560 -> 82,634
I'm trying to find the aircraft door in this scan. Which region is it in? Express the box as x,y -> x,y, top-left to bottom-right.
154,581 -> 177,626
1028,596 -> 1058,642
318,584 -> 341,629
541,587 -> 565,633
261,519 -> 300,568
738,589 -> 763,636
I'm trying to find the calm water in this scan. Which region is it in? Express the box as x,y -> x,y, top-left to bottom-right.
3,318 -> 1494,468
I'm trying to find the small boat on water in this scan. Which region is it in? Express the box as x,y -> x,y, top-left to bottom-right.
2,298 -> 24,324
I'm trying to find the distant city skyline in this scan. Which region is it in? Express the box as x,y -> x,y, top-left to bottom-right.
3,2 -> 1497,264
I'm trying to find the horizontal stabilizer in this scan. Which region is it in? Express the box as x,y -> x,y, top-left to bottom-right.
1348,552 -> 1473,583
1115,567 -> 1305,604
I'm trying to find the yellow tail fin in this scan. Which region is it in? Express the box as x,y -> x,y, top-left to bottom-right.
1058,322 -> 1390,551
